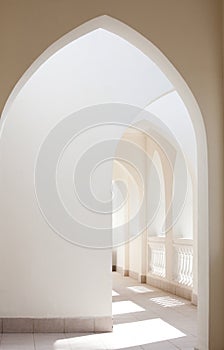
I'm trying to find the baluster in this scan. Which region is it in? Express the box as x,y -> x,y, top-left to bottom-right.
159,248 -> 162,276
180,248 -> 184,283
189,248 -> 193,286
186,249 -> 189,285
175,247 -> 179,283
163,249 -> 166,277
154,248 -> 158,275
175,247 -> 179,282
185,249 -> 190,285
154,248 -> 157,275
183,248 -> 188,284
151,248 -> 154,274
183,248 -> 187,284
157,249 -> 160,275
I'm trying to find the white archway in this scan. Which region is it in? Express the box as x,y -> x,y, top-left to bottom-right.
0,15 -> 208,349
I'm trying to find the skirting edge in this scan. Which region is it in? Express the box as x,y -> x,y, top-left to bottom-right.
116,268 -> 146,284
146,275 -> 194,301
0,316 -> 113,333
116,268 -> 196,302
116,266 -> 129,276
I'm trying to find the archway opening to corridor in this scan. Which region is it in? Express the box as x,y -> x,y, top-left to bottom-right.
0,16 -> 208,350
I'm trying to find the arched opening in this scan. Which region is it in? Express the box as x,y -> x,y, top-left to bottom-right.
112,115 -> 197,347
0,15 -> 208,349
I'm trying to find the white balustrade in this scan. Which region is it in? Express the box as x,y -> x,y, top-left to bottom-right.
148,238 -> 166,278
148,237 -> 193,289
173,239 -> 193,287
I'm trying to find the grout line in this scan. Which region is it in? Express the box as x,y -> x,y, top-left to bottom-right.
167,339 -> 181,349
33,332 -> 36,350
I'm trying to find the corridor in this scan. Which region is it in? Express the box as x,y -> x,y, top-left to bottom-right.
0,272 -> 197,350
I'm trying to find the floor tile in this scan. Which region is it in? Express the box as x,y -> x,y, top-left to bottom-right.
34,333 -> 70,349
68,333 -> 105,349
141,340 -> 178,349
169,334 -> 197,348
0,333 -> 35,350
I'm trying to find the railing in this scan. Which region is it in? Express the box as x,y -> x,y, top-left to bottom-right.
173,239 -> 193,287
148,237 -> 166,278
148,237 -> 193,288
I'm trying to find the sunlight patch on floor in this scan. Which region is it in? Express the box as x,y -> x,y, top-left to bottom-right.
112,290 -> 119,296
150,296 -> 185,307
127,285 -> 154,293
55,319 -> 186,349
112,300 -> 145,315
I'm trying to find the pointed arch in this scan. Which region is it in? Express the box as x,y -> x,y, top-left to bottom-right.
0,15 -> 208,349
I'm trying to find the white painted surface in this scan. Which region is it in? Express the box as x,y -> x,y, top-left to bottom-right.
0,25 -> 198,324
0,28 -> 172,317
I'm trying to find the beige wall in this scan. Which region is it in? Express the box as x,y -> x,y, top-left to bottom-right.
0,0 -> 223,348
0,0 -> 222,116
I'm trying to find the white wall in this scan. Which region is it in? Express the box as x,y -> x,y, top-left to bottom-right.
147,149 -> 166,237
0,28 -> 172,318
172,155 -> 193,239
0,27 -> 196,319
112,177 -> 128,270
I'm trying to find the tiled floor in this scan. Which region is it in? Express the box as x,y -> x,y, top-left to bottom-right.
0,272 -> 197,349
